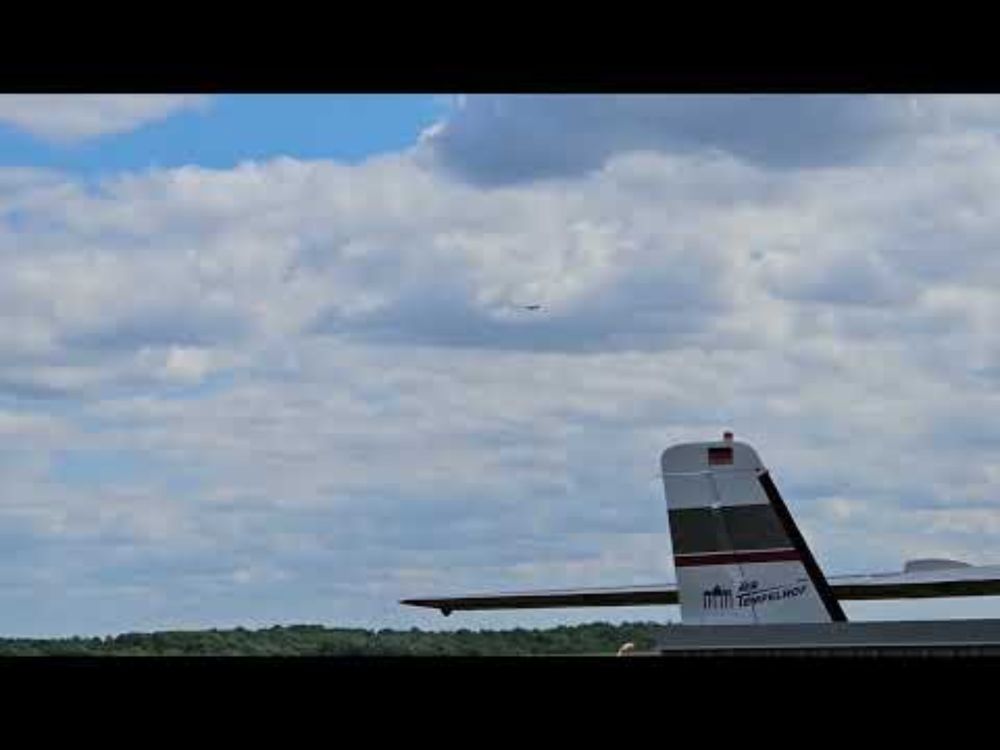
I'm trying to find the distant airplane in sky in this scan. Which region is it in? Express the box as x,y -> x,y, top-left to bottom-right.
403,432 -> 1000,653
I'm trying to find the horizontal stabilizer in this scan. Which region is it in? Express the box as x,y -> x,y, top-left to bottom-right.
401,584 -> 678,615
829,563 -> 1000,600
401,563 -> 1000,615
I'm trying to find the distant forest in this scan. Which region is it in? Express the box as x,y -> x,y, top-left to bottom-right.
0,621 -> 667,656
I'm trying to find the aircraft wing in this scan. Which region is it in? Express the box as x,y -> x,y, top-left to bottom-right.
401,584 -> 678,615
401,563 -> 1000,615
828,563 -> 1000,600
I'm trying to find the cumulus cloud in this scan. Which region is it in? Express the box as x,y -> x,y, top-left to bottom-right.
4,95 -> 1000,633
0,95 -> 210,143
419,94 -> 1000,185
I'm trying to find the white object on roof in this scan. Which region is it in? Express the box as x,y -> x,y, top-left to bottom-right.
903,558 -> 972,573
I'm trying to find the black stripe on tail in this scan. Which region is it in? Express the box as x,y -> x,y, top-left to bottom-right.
758,470 -> 847,623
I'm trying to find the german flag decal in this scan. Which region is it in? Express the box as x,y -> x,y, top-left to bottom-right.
707,446 -> 733,465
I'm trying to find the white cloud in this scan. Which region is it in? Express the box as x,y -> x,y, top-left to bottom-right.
419,94 -> 1000,184
0,95 -> 210,143
160,347 -> 215,383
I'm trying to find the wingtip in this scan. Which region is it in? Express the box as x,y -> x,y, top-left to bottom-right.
401,598 -> 452,616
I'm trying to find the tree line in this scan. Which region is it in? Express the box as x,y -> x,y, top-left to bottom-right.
0,621 -> 667,656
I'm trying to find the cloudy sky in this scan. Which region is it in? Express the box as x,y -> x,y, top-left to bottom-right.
2,94 -> 1000,637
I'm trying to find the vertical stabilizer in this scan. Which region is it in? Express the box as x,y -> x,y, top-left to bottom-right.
660,433 -> 846,625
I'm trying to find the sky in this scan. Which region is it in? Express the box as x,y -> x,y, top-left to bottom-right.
3,93 -> 1000,637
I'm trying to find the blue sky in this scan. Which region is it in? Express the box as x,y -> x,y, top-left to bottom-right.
2,94 -> 1000,638
0,94 -> 447,176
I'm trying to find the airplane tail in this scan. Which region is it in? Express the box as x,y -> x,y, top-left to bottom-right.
660,433 -> 846,625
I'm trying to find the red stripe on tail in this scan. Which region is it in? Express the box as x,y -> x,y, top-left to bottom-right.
674,548 -> 801,568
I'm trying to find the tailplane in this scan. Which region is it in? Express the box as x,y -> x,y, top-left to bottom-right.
660,432 -> 846,625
